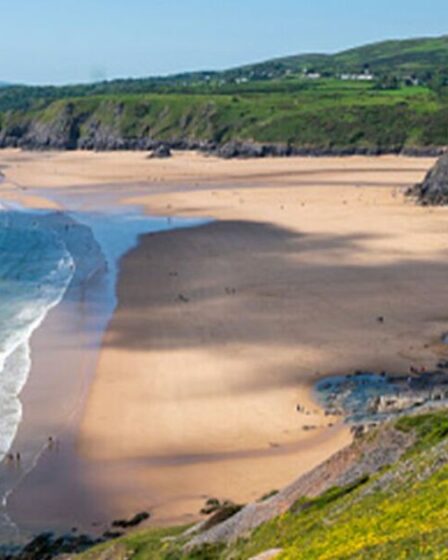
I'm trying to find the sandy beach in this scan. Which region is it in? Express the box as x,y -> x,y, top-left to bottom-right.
1,149 -> 447,531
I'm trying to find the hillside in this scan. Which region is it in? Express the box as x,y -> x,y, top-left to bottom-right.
1,34 -> 447,110
43,409 -> 448,560
330,35 -> 448,76
234,35 -> 448,81
0,82 -> 447,155
0,35 -> 447,155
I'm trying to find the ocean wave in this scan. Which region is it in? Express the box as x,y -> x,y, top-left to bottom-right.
0,212 -> 75,462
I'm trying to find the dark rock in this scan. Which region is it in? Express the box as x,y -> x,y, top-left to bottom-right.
213,141 -> 266,159
149,144 -> 172,158
401,146 -> 446,157
19,102 -> 83,150
215,141 -> 243,159
111,511 -> 150,529
5,532 -> 102,560
303,425 -> 317,431
20,532 -> 55,557
201,502 -> 243,532
351,425 -> 366,439
316,369 -> 448,425
200,498 -> 222,515
409,153 -> 448,205
102,530 -> 124,539
375,395 -> 426,414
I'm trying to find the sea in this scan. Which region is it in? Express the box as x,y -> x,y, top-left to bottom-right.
0,208 -> 75,464
0,198 -> 207,542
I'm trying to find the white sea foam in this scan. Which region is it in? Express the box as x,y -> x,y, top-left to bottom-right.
0,199 -> 209,542
0,205 -> 207,465
0,212 -> 75,462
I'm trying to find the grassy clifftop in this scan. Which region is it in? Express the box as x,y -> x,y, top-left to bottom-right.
70,411 -> 448,560
1,35 -> 448,152
1,82 -> 447,153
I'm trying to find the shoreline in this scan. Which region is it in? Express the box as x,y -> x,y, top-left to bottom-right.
0,188 -> 208,542
0,150 -> 447,540
0,138 -> 446,160
79,219 -> 352,526
0,210 -> 113,542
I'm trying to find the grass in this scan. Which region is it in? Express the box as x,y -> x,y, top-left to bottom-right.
289,475 -> 370,515
1,82 -> 447,150
395,410 -> 448,453
2,35 -> 448,113
228,468 -> 448,559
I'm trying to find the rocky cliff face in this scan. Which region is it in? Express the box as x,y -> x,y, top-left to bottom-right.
0,99 -> 446,158
410,152 -> 448,204
0,105 -> 76,150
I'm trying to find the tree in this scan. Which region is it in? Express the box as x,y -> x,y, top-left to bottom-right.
374,74 -> 400,90
429,68 -> 448,95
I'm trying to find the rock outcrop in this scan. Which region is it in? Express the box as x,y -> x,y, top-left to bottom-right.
186,423 -> 413,548
0,532 -> 101,560
185,366 -> 448,550
409,153 -> 448,205
0,511 -> 150,559
149,144 -> 172,158
21,103 -> 82,150
316,370 -> 448,423
0,102 -> 446,159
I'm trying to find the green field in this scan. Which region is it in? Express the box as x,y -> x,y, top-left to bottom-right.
0,35 -> 447,152
0,80 -> 447,152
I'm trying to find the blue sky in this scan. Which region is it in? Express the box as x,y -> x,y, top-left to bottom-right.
1,0 -> 447,85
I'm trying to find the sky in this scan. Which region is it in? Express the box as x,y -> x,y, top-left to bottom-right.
1,0 -> 447,85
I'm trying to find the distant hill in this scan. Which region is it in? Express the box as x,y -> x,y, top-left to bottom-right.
225,35 -> 448,81
1,34 -> 447,103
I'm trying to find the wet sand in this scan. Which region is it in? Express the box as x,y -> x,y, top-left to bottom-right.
1,149 -> 446,531
4,288 -> 108,537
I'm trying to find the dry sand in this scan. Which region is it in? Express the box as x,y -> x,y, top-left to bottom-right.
1,149 -> 446,526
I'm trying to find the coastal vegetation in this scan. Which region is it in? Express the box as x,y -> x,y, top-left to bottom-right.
68,410 -> 448,559
0,36 -> 447,153
0,82 -> 447,153
2,36 -> 448,560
